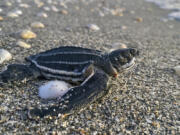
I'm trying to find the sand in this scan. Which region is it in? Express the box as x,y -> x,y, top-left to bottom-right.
0,0 -> 179,134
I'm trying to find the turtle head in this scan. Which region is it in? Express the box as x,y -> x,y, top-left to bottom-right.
109,48 -> 139,73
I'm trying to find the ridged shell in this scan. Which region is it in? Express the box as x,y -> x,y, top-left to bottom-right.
26,46 -> 103,82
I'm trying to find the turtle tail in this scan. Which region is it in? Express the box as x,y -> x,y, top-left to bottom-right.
0,64 -> 40,84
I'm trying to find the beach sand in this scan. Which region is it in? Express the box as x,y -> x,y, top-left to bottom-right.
0,0 -> 179,134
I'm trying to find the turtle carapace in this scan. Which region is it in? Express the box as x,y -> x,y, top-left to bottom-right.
0,46 -> 139,118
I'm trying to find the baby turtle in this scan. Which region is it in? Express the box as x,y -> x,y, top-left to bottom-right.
0,46 -> 139,118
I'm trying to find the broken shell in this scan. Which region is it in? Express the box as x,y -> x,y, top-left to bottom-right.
173,66 -> 180,76
19,3 -> 30,8
136,17 -> 143,22
86,24 -> 100,31
20,30 -> 37,39
60,10 -> 68,15
17,40 -> 31,48
31,22 -> 45,28
51,6 -> 59,12
37,12 -> 48,18
0,49 -> 12,64
7,12 -> 19,18
0,16 -> 3,21
110,42 -> 127,51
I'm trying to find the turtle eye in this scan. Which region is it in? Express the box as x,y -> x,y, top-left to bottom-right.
130,48 -> 139,57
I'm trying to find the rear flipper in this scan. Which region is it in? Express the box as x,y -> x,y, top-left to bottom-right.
28,69 -> 109,118
0,64 -> 40,84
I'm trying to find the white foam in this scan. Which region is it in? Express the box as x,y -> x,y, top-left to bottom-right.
145,0 -> 180,20
39,80 -> 71,99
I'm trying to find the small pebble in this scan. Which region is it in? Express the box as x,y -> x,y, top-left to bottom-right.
20,30 -> 37,39
7,12 -> 19,18
43,6 -> 51,11
173,66 -> 180,76
136,17 -> 143,22
60,10 -> 68,15
51,6 -> 59,12
39,80 -> 71,99
13,9 -> 23,15
59,2 -> 67,8
0,49 -> 12,64
37,12 -> 48,18
0,16 -> 4,21
110,42 -> 127,51
17,40 -> 31,48
19,3 -> 30,8
0,8 -> 3,12
6,2 -> 12,7
111,9 -> 123,16
86,24 -> 100,31
31,22 -> 45,28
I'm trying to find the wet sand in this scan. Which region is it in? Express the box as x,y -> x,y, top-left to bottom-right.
0,0 -> 179,134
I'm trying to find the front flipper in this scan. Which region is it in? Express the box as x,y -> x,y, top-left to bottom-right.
0,64 -> 40,84
28,69 -> 109,118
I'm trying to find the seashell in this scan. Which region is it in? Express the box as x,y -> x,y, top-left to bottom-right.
110,42 -> 127,52
136,17 -> 143,22
59,2 -> 67,9
19,3 -> 30,8
31,22 -> 45,28
6,2 -> 12,7
0,16 -> 3,21
17,40 -> 31,48
13,9 -> 23,15
173,66 -> 180,76
86,24 -> 100,31
37,12 -> 48,18
7,12 -> 19,18
60,10 -> 68,15
0,49 -> 12,64
20,30 -> 37,39
43,6 -> 50,11
39,80 -> 71,99
51,6 -> 59,12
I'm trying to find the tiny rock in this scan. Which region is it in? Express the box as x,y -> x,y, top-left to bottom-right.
13,9 -> 23,15
0,49 -> 12,64
173,66 -> 180,76
51,6 -> 59,12
0,16 -> 3,21
60,10 -> 68,15
6,2 -> 12,7
7,12 -> 19,18
31,22 -> 45,28
17,40 -> 31,48
111,9 -> 123,16
0,8 -> 3,12
20,30 -> 37,39
37,12 -> 48,18
43,6 -> 50,11
110,42 -> 127,51
19,3 -> 30,8
86,24 -> 100,31
136,17 -> 143,22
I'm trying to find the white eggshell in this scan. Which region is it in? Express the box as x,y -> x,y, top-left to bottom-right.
39,80 -> 71,99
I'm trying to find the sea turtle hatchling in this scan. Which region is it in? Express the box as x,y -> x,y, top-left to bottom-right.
0,46 -> 139,118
